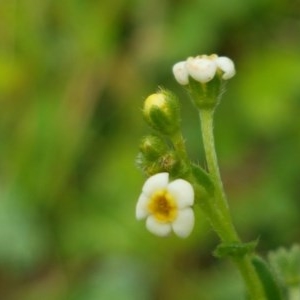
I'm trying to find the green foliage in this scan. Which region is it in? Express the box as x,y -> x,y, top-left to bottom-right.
268,245 -> 300,297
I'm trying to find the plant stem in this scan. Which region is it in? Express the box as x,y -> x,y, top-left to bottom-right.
234,256 -> 267,300
199,109 -> 231,220
198,108 -> 266,300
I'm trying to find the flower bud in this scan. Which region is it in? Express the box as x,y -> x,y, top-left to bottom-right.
143,90 -> 180,135
139,135 -> 168,161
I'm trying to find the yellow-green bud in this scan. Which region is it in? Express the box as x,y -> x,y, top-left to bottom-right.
143,90 -> 180,135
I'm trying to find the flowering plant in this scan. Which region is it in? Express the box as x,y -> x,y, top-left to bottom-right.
135,54 -> 300,300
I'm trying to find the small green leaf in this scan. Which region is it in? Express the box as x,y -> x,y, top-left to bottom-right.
214,240 -> 257,258
191,163 -> 214,194
252,255 -> 284,300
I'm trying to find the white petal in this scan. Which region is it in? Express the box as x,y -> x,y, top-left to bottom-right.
186,57 -> 217,83
172,61 -> 189,85
167,179 -> 194,208
142,173 -> 169,197
216,56 -> 236,80
146,216 -> 172,237
136,193 -> 149,220
172,208 -> 195,238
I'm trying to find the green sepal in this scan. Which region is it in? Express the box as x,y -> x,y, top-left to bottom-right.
191,163 -> 214,194
147,106 -> 177,135
252,255 -> 284,300
187,76 -> 225,110
213,240 -> 258,258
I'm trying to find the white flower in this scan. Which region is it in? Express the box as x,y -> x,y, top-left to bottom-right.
172,54 -> 235,85
136,172 -> 195,238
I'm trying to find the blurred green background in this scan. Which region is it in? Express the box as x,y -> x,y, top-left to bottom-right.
1,0 -> 300,299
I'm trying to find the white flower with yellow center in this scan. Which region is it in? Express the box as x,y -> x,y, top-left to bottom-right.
172,54 -> 236,85
136,172 -> 195,238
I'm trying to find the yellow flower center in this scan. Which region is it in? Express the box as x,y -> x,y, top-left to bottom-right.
147,189 -> 178,223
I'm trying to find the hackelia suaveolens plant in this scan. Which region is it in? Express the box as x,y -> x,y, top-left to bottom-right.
136,172 -> 195,238
135,54 -> 291,299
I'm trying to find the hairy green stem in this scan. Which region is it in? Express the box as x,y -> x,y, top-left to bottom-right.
199,109 -> 231,220
199,108 -> 266,300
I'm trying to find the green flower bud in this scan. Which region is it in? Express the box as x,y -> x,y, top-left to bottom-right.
143,89 -> 180,135
139,135 -> 168,161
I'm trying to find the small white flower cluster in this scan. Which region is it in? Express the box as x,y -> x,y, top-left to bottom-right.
172,54 -> 235,85
136,173 -> 194,238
